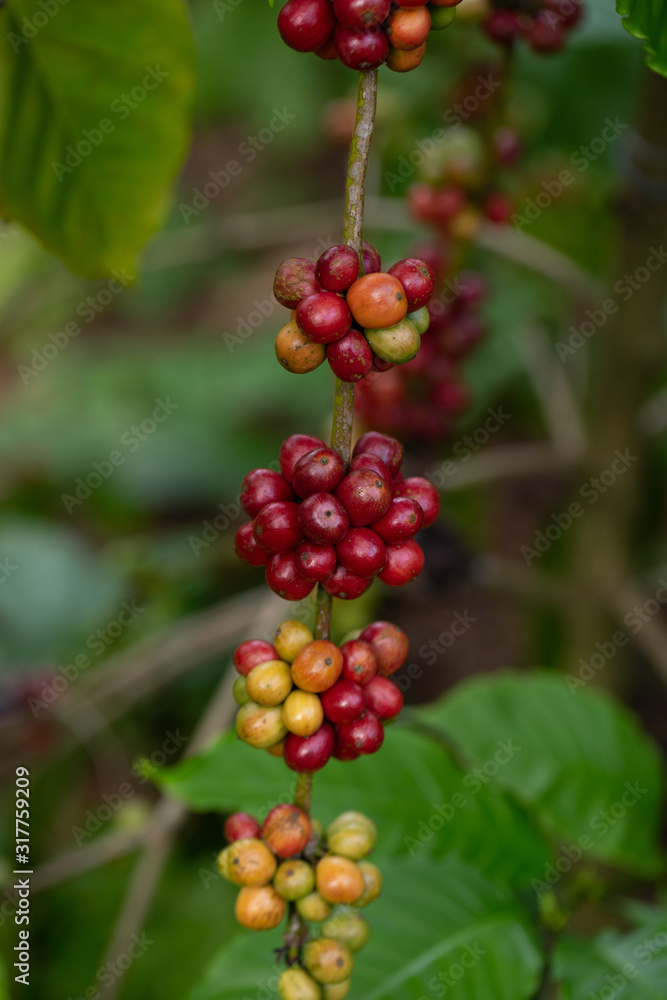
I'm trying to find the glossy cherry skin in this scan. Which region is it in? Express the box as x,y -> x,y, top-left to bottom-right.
336,527 -> 386,577
225,812 -> 262,843
296,291 -> 353,344
295,539 -> 338,582
279,433 -> 327,484
370,496 -> 424,544
352,431 -> 403,476
262,804 -> 312,857
333,0 -> 390,29
322,564 -> 373,600
333,734 -> 361,761
358,621 -> 409,676
337,711 -> 384,754
278,0 -> 337,53
362,242 -> 382,274
241,468 -> 296,517
364,676 -> 404,720
293,447 -> 346,498
349,452 -> 393,482
253,501 -> 303,554
298,492 -> 350,544
266,553 -> 316,601
340,639 -> 378,685
335,470 -> 391,527
387,258 -> 436,311
273,257 -> 320,307
234,639 -> 279,677
334,24 -> 389,70
235,522 -> 271,567
378,540 -> 425,586
284,722 -> 335,772
321,679 -> 366,723
327,330 -> 373,383
316,244 -> 360,292
393,477 -> 440,527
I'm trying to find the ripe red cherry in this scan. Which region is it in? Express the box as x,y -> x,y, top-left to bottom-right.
320,679 -> 366,723
333,0 -> 390,28
483,9 -> 522,44
323,564 -> 373,600
295,539 -> 338,581
349,452 -> 393,482
273,257 -> 320,308
293,448 -> 346,498
266,553 -> 316,600
337,711 -> 384,754
340,639 -> 378,685
253,501 -> 303,553
393,477 -> 440,527
359,621 -> 409,676
387,258 -> 436,311
284,722 -> 335,772
364,676 -> 404,720
333,734 -> 361,761
280,434 -> 327,484
455,271 -> 487,308
225,812 -> 261,842
296,291 -> 353,344
353,431 -> 403,476
235,522 -> 271,567
316,245 -> 360,292
432,379 -> 471,415
370,496 -> 424,544
371,353 -> 394,373
362,242 -> 381,274
378,540 -> 425,586
336,470 -> 391,526
262,804 -> 312,857
278,0 -> 337,53
483,192 -> 514,224
334,24 -> 389,70
327,330 -> 373,383
529,11 -> 565,52
432,186 -> 467,224
241,468 -> 296,517
298,492 -> 350,544
234,640 -> 279,676
336,528 -> 386,577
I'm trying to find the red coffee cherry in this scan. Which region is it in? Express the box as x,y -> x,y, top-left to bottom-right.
234,640 -> 279,677
336,528 -> 386,577
273,257 -> 320,307
262,803 -> 312,857
327,329 -> 373,383
483,191 -> 514,224
295,539 -> 338,582
358,621 -> 409,676
333,733 -> 361,760
364,675 -> 404,720
266,552 -> 316,600
298,492 -> 350,544
353,431 -> 404,476
370,496 -> 424,544
277,0 -> 337,53
347,273 -> 407,329
337,711 -> 384,754
483,9 -> 522,44
335,470 -> 392,526
529,10 -> 565,52
378,539 -> 425,586
362,242 -> 382,274
333,0 -> 390,29
387,258 -> 435,311
340,639 -> 378,685
293,448 -> 346,498
334,24 -> 390,70
321,679 -> 366,723
224,812 -> 261,842
280,433 -> 327,484
393,476 -> 440,527
316,245 -> 360,292
253,501 -> 303,553
349,452 -> 393,482
284,721 -> 336,772
296,291 -> 353,344
235,521 -> 271,567
292,639 -> 343,692
241,468 -> 296,517
323,564 -> 374,600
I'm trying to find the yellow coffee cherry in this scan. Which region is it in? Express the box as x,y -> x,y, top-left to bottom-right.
327,812 -> 377,860
246,659 -> 293,706
236,702 -> 287,749
297,892 -> 332,922
322,982 -> 351,1000
303,938 -> 354,985
275,619 -> 315,662
279,967 -> 322,1000
235,885 -> 285,930
353,861 -> 382,907
282,690 -> 324,736
216,838 -> 277,887
273,858 -> 316,901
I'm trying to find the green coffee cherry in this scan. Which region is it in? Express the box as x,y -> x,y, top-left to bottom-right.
428,4 -> 456,29
322,982 -> 351,1000
364,320 -> 420,364
233,675 -> 251,706
406,305 -> 430,335
322,912 -> 371,952
353,861 -> 382,907
327,812 -> 377,860
274,859 -> 316,901
279,967 -> 322,1000
297,892 -> 332,922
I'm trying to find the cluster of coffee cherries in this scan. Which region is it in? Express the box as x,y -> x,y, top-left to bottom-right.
235,430 -> 440,600
277,0 -> 461,74
356,257 -> 486,439
483,0 -> 583,53
273,243 -> 435,380
218,806 -> 381,999
233,617 -> 408,771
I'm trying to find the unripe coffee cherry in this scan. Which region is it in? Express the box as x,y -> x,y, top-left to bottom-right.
337,711 -> 384,754
293,448 -> 346,497
327,329 -> 373,383
298,492 -> 350,544
353,431 -> 404,476
276,321 -> 327,374
284,722 -> 335,772
347,273 -> 407,329
378,539 -> 425,586
236,702 -> 287,749
224,812 -> 261,843
316,245 -> 360,292
235,522 -> 271,567
354,860 -> 382,906
321,679 -> 366,724
370,496 -> 423,544
365,319 -> 420,365
280,434 -> 327,483
266,553 -> 317,601
303,938 -> 354,984
273,858 -> 316,900
364,675 -> 404,720
262,804 -> 312,858
235,884 -> 286,930
273,257 -> 320,308
279,967 -> 322,1000
322,565 -> 373,600
233,675 -> 251,706
245,659 -> 293,706
340,639 -> 378,685
316,856 -> 365,904
297,891 -> 332,922
282,689 -> 324,736
275,619 -> 315,663
297,291 -> 353,344
394,476 -> 440,527
327,812 -> 377,859
291,640 -> 343,693
295,540 -> 338,582
359,621 -> 409,676
322,983 -> 351,1000
217,838 -> 277,886
234,640 -> 279,677
322,912 -> 371,952
241,468 -> 296,517
267,739 -> 286,758
407,305 -> 430,334
253,501 -> 303,554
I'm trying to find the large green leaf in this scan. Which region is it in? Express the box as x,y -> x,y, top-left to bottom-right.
0,0 -> 195,275
188,856 -> 543,1000
420,672 -> 664,879
0,955 -> 7,1000
555,907 -> 667,999
616,0 -> 667,76
154,726 -> 552,887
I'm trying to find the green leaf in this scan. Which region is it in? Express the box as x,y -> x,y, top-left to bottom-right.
0,955 -> 7,1000
0,0 -> 195,276
419,672 -> 665,878
187,856 -> 543,1000
154,726 -> 552,887
616,0 -> 667,76
555,909 -> 667,1000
